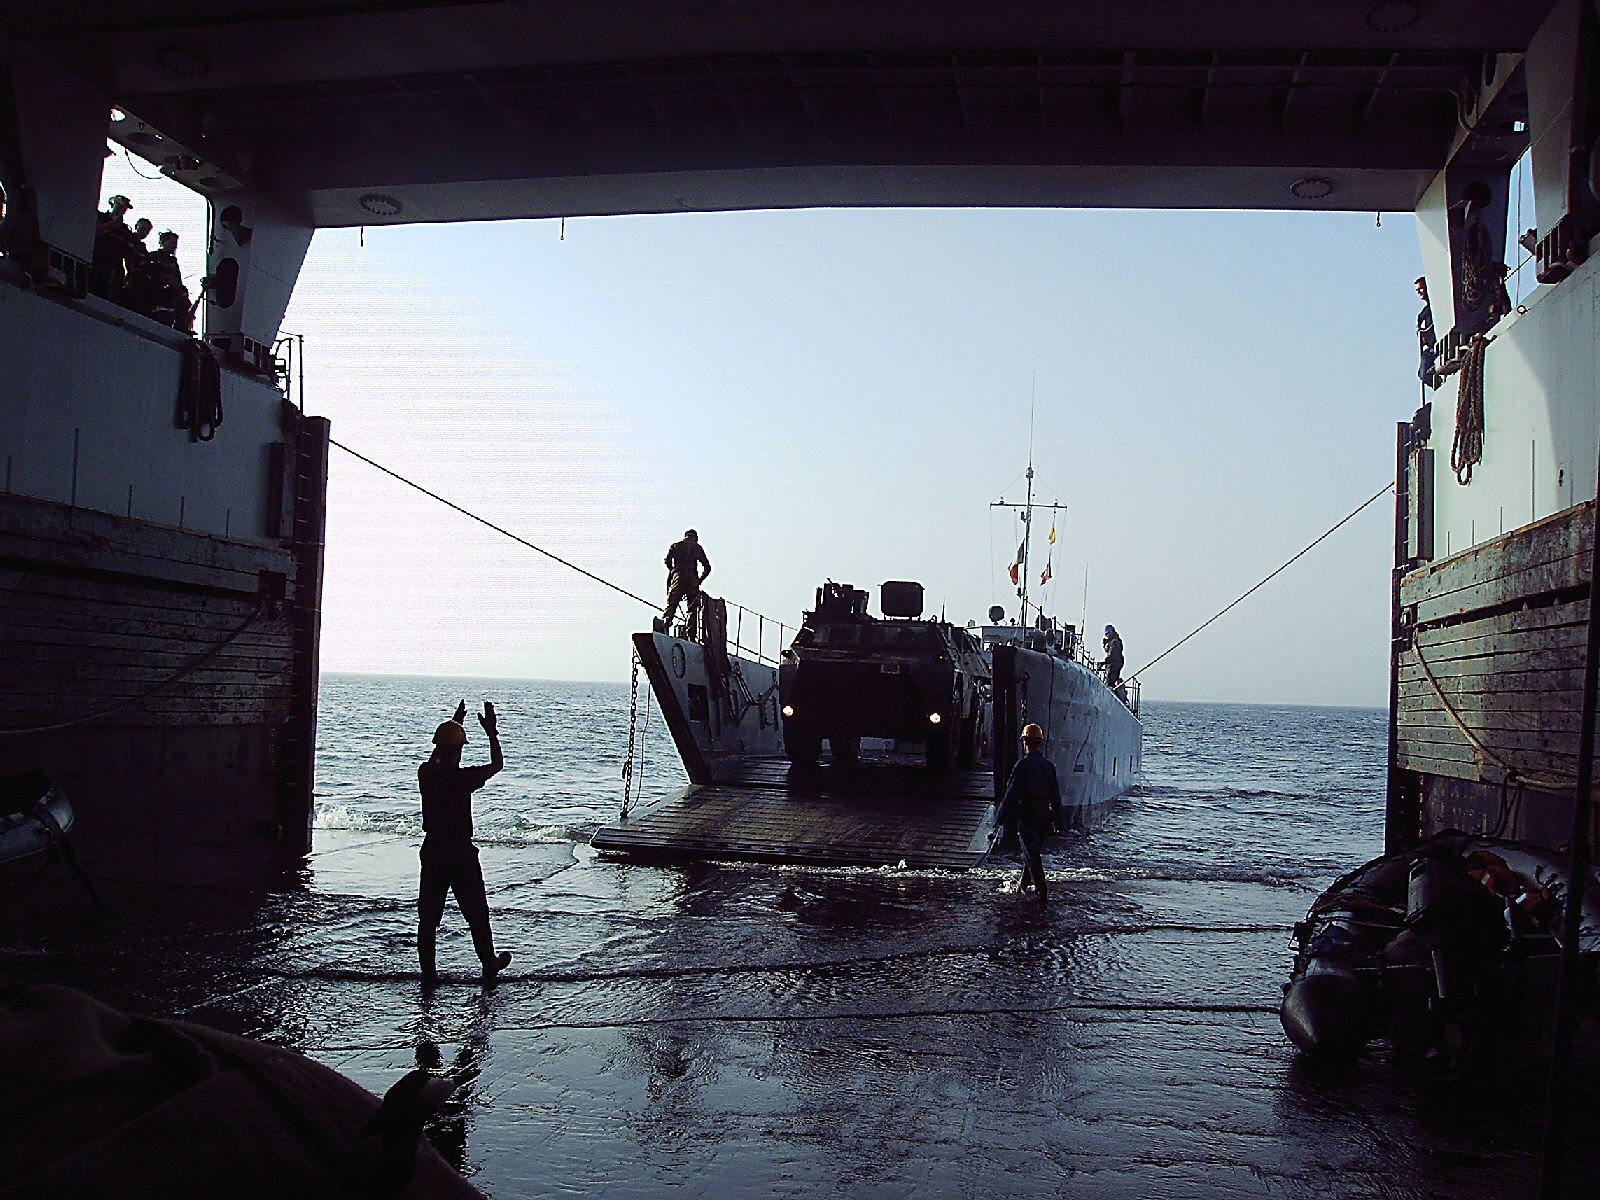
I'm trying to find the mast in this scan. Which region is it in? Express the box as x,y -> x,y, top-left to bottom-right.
991,380 -> 1066,630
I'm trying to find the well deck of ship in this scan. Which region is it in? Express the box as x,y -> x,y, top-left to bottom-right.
589,755 -> 998,870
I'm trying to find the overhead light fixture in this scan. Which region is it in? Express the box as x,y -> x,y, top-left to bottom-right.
358,193 -> 403,217
1290,176 -> 1336,200
155,44 -> 211,78
1364,1 -> 1420,33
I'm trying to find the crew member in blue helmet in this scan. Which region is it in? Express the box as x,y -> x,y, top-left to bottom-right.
417,699 -> 512,988
1102,624 -> 1124,688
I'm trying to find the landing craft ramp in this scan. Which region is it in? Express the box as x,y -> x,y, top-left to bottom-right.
590,758 -> 998,871
591,627 -> 999,869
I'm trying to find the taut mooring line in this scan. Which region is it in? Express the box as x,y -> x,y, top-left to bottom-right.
331,438 -> 661,610
1130,482 -> 1395,680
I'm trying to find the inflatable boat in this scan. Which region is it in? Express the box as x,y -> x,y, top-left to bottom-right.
0,771 -> 75,868
1281,831 -> 1600,1074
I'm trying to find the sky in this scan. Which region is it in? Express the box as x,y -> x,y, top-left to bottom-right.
101,152 -> 1453,706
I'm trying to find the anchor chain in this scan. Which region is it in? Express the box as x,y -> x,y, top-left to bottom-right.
620,648 -> 654,821
621,649 -> 641,820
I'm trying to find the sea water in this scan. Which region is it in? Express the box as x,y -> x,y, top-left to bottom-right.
313,673 -> 1388,896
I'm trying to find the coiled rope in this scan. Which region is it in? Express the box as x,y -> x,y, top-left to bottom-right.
1130,482 -> 1394,680
1451,333 -> 1488,484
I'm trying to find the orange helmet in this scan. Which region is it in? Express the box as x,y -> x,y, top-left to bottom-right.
432,720 -> 467,747
1021,723 -> 1045,742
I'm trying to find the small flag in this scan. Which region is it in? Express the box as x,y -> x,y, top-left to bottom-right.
1048,521 -> 1057,545
1040,559 -> 1052,586
1008,538 -> 1024,586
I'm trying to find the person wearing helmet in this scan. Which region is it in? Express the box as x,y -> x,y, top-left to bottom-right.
1102,625 -> 1124,688
657,528 -> 712,633
995,722 -> 1063,910
89,195 -> 135,300
417,699 -> 511,988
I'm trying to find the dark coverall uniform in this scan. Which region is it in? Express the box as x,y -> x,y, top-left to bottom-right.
1417,301 -> 1437,387
997,748 -> 1063,909
417,755 -> 502,980
1103,632 -> 1125,688
663,537 -> 711,627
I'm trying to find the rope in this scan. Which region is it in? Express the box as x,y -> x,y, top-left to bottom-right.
1410,636 -> 1577,794
1129,482 -> 1394,680
1459,217 -> 1496,311
1452,334 -> 1488,485
0,606 -> 261,735
331,441 -> 789,648
331,439 -> 658,609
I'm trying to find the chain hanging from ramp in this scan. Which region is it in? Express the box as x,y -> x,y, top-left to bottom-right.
620,648 -> 651,820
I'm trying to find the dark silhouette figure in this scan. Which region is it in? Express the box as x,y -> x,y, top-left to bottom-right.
120,218 -> 152,292
364,1040 -> 458,1198
1102,625 -> 1124,688
88,195 -> 134,299
423,994 -> 494,1172
996,723 -> 1063,910
658,528 -> 711,631
417,700 -> 511,988
129,230 -> 193,330
1415,276 -> 1439,390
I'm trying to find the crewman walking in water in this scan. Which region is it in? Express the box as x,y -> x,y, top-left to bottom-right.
996,723 -> 1063,910
656,528 -> 711,632
1102,624 -> 1124,688
417,699 -> 512,988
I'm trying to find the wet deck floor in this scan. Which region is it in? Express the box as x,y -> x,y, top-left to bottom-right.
4,828 -> 1598,1198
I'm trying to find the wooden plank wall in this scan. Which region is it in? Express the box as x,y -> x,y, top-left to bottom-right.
1395,502 -> 1590,793
0,490 -> 303,880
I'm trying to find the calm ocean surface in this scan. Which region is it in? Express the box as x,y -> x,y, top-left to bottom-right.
313,672 -> 1389,893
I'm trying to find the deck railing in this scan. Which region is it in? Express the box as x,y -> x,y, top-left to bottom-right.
727,600 -> 791,667
669,594 -> 791,667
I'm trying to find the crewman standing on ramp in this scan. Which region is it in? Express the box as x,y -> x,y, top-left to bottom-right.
417,700 -> 512,988
657,528 -> 711,632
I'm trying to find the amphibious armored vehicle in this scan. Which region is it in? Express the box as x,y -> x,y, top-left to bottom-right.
778,581 -> 989,770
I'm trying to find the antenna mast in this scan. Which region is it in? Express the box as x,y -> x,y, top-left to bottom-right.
990,377 -> 1066,629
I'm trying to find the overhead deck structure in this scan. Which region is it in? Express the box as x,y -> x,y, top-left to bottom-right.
4,2 -> 1599,879
6,3 -> 1552,230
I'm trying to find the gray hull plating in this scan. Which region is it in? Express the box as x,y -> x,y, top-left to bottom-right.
991,644 -> 1142,829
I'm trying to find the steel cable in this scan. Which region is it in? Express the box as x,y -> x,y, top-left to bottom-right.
1129,482 -> 1395,680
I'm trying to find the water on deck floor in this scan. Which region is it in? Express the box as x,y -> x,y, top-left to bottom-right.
5,822 -> 1598,1199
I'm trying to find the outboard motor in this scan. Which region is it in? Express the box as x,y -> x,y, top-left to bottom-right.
1403,855 -> 1510,1076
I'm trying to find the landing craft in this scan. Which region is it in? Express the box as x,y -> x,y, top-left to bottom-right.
590,575 -> 1141,868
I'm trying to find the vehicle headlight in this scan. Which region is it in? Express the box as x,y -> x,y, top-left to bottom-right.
928,712 -> 942,724
782,704 -> 795,718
